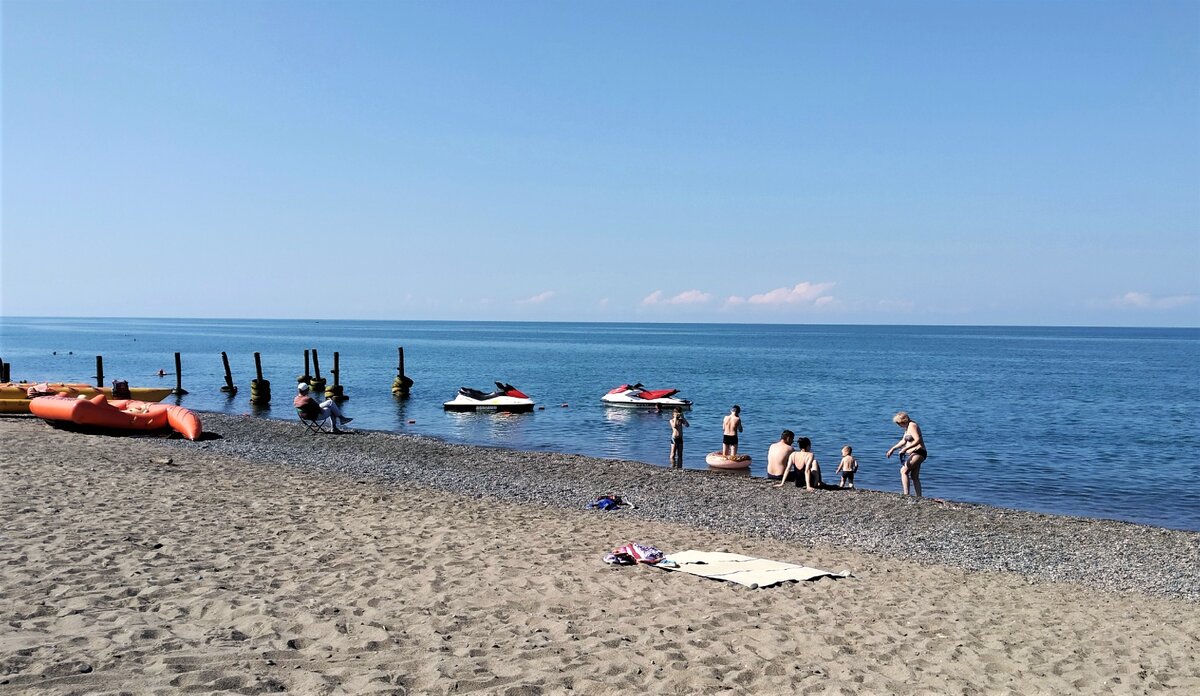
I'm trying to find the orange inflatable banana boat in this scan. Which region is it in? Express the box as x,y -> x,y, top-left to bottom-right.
29,394 -> 202,441
0,383 -> 173,414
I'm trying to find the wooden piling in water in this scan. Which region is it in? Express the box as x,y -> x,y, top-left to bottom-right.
328,351 -> 347,401
220,352 -> 237,393
250,352 -> 271,404
310,349 -> 327,391
95,356 -> 104,388
392,346 -> 413,396
171,352 -> 188,395
298,349 -> 312,384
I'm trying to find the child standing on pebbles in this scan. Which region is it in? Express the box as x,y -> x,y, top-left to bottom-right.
835,445 -> 858,489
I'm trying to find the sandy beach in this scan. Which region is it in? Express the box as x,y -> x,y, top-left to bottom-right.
2,414 -> 1198,695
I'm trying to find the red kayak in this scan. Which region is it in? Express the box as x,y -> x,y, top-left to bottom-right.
29,394 -> 203,441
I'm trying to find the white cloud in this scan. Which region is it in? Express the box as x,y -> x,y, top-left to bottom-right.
517,290 -> 556,305
726,282 -> 836,308
642,289 -> 712,306
1112,291 -> 1197,310
667,289 -> 712,305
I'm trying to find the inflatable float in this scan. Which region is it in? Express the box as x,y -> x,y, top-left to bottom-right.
29,394 -> 202,441
706,452 -> 752,470
0,383 -> 173,414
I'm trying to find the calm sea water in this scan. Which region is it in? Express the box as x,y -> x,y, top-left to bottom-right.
2,318 -> 1197,531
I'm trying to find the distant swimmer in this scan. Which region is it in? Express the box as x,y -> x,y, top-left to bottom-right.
156,369 -> 167,377
721,405 -> 743,457
886,411 -> 926,497
766,430 -> 795,482
669,407 -> 690,469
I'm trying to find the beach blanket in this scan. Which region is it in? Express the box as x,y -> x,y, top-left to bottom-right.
656,550 -> 847,588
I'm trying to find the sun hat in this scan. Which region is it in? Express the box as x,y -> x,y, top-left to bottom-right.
297,383 -> 310,393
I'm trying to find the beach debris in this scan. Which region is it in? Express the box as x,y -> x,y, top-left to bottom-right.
152,457 -> 174,466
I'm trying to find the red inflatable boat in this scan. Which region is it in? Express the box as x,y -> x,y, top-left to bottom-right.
29,394 -> 203,441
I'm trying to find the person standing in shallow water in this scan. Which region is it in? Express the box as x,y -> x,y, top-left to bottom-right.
669,407 -> 689,469
886,411 -> 927,497
721,405 -> 743,457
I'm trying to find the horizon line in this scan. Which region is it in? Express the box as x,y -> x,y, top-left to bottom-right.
2,314 -> 1198,331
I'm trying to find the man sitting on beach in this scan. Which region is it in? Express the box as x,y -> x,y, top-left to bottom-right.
294,383 -> 353,433
766,430 -> 795,482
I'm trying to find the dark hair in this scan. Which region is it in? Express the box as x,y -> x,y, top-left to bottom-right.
731,405 -> 740,414
780,429 -> 794,442
796,437 -> 811,451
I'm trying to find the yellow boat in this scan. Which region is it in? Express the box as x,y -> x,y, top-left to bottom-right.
0,383 -> 174,414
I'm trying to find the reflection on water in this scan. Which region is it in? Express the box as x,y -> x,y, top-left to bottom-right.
443,410 -> 538,446
601,406 -> 668,461
392,395 -> 412,428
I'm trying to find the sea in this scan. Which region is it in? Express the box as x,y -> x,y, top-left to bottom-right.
2,318 -> 1197,531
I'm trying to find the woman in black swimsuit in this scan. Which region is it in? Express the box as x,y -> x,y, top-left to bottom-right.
886,411 -> 927,497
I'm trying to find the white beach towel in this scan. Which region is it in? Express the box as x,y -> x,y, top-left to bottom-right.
658,550 -> 847,588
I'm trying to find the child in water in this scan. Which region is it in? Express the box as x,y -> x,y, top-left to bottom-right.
669,407 -> 689,469
835,445 -> 858,489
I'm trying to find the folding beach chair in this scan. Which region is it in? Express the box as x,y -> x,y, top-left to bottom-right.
296,405 -> 332,434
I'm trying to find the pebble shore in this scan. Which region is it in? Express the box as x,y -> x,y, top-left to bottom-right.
166,413 -> 1200,602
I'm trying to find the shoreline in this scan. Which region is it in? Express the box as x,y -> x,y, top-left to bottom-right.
267,408 -> 1198,534
158,414 -> 1198,601
3,414 -> 1199,693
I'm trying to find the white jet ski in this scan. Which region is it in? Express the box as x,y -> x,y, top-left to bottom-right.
600,383 -> 692,410
444,382 -> 535,413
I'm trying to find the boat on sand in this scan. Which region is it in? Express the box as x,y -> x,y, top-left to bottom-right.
0,383 -> 173,414
29,394 -> 202,440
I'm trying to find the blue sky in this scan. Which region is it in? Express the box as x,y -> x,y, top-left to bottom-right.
3,0 -> 1197,326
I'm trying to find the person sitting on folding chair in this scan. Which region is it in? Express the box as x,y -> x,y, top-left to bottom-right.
294,382 -> 353,433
